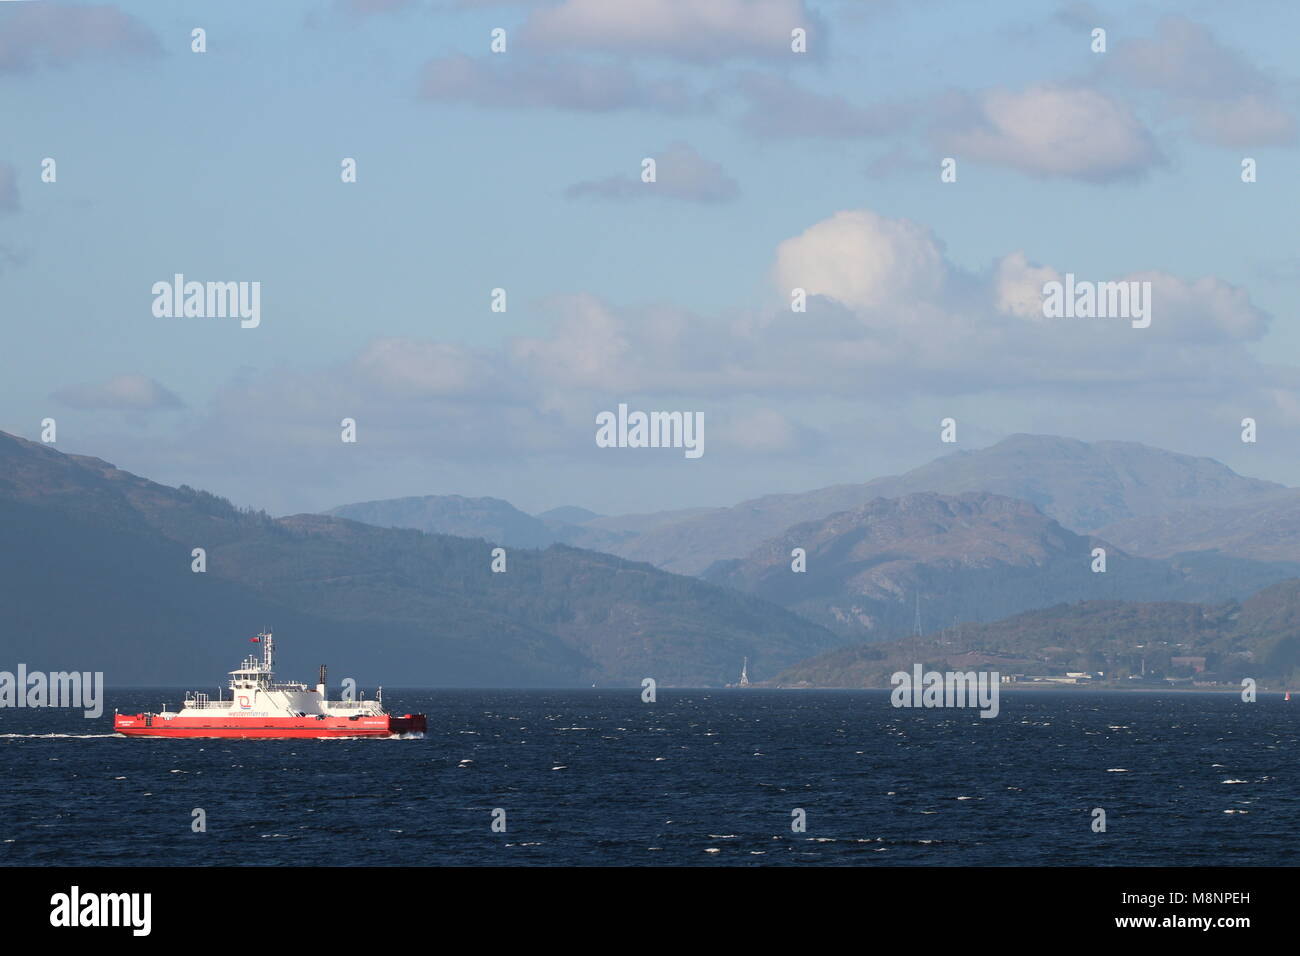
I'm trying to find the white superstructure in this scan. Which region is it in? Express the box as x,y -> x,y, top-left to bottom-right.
155,631 -> 385,720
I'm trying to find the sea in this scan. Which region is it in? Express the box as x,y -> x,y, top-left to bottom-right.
1,689 -> 1294,866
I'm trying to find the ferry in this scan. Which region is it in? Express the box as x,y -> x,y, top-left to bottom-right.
113,631 -> 427,738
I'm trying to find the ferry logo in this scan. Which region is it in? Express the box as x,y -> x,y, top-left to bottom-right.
238,695 -> 251,709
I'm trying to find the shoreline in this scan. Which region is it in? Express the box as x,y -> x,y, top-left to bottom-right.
758,682 -> 1274,694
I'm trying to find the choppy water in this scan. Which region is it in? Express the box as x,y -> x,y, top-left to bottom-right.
0,689 -> 1294,865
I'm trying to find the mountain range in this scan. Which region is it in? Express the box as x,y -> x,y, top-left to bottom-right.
329,434 -> 1285,575
325,435 -> 1300,648
0,431 -> 838,686
7,427 -> 1299,688
701,490 -> 1300,641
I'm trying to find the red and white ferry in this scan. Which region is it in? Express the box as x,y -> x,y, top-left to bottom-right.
113,631 -> 427,738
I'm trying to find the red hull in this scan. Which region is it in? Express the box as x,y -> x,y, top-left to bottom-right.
114,713 -> 427,738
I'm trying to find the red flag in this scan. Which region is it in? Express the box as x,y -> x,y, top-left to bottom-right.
250,637 -> 261,643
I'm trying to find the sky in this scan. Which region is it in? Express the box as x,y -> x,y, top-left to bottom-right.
2,0 -> 1299,516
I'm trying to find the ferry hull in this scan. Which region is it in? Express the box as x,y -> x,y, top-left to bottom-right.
114,713 -> 427,738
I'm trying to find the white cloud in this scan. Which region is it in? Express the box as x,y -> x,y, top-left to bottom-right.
938,85 -> 1161,182
509,294 -> 636,391
82,207 -> 1287,512
994,252 -> 1060,319
1137,273 -> 1268,343
772,208 -> 947,311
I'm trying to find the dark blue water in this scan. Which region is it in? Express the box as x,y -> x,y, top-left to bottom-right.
0,689 -> 1293,865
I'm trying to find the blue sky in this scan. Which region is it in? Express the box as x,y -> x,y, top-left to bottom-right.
3,0 -> 1300,515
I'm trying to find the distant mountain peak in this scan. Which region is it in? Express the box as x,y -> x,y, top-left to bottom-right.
588,433 -> 1284,575
536,505 -> 603,525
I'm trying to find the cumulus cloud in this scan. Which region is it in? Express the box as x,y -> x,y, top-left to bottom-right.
207,207 -> 1275,420
994,252 -> 1060,320
0,4 -> 160,73
991,251 -> 1267,343
172,207 -> 1278,425
1136,272 -> 1269,343
566,142 -> 739,203
522,0 -> 816,62
509,294 -> 637,391
52,375 -> 183,412
936,85 -> 1162,182
419,54 -> 700,113
772,209 -> 947,311
92,206 -> 1288,513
